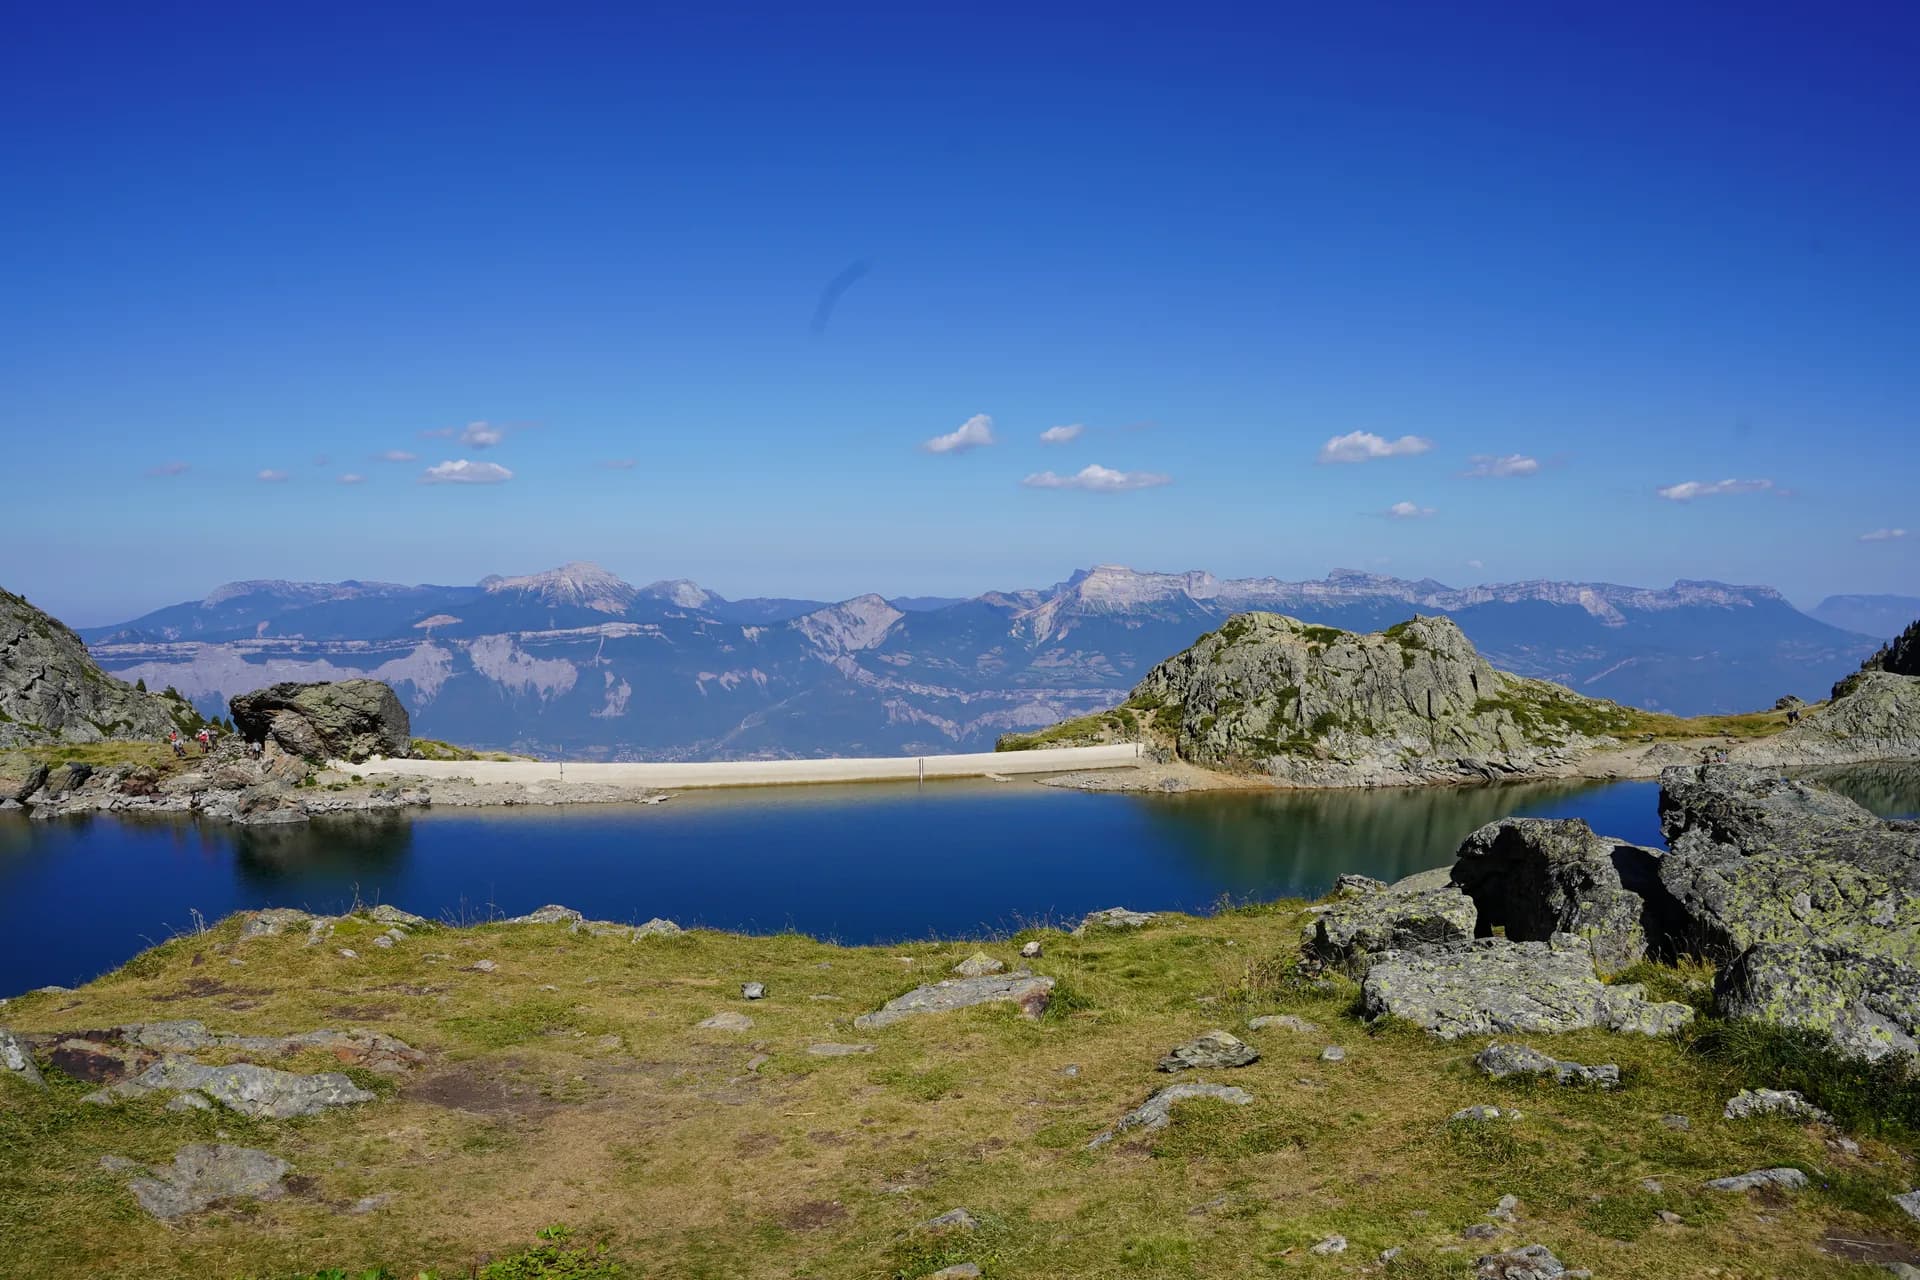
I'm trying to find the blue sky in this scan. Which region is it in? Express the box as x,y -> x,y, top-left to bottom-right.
4,2 -> 1915,623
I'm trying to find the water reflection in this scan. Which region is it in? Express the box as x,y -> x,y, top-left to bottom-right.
231,815 -> 414,890
1798,762 -> 1920,820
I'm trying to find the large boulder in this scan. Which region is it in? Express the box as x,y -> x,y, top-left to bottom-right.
1360,935 -> 1693,1040
1657,766 -> 1920,963
1716,941 -> 1920,1063
1303,884 -> 1477,976
1450,818 -> 1675,976
230,680 -> 410,763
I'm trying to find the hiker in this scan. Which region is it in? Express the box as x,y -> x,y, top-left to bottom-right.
168,729 -> 185,759
196,727 -> 212,754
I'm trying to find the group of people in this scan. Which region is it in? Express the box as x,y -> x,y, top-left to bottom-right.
166,726 -> 218,759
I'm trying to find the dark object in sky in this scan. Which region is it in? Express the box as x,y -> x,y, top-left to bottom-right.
810,259 -> 871,335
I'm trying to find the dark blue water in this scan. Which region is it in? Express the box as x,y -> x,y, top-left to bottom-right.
2,764 -> 1913,992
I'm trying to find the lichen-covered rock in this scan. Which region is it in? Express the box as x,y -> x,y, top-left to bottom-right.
122,1144 -> 291,1219
1157,1030 -> 1258,1072
1473,1244 -> 1583,1279
952,952 -> 1005,977
1723,1088 -> 1831,1123
1451,817 -> 1674,975
1360,936 -> 1694,1040
1248,1014 -> 1321,1034
1,1027 -> 45,1088
1705,1167 -> 1807,1193
1304,884 -> 1476,976
1072,907 -> 1156,935
85,1057 -> 376,1118
505,904 -> 583,925
0,588 -> 182,748
1657,766 -> 1920,963
1087,1081 -> 1253,1148
229,679 -> 411,763
1124,612 -> 1630,787
1473,1042 -> 1618,1088
1715,941 -> 1920,1062
854,971 -> 1054,1029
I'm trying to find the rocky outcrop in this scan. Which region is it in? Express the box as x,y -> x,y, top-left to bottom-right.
1157,1030 -> 1258,1072
1303,883 -> 1477,976
85,1057 -> 376,1118
230,679 -> 411,763
1657,765 -> 1920,962
1,587 -> 182,747
118,1144 -> 292,1220
1,1027 -> 46,1088
1735,669 -> 1920,768
1450,818 -> 1675,976
854,971 -> 1055,1028
1359,935 -> 1693,1040
1715,941 -> 1920,1062
1087,1081 -> 1253,1148
1834,617 -> 1920,697
1122,613 -> 1633,787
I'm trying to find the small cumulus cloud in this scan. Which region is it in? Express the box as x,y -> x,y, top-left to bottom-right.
923,414 -> 995,455
1860,528 -> 1908,543
146,461 -> 190,477
421,459 -> 514,485
256,469 -> 290,483
1022,463 -> 1171,492
1467,559 -> 1485,570
1318,431 -> 1433,464
337,473 -> 367,486
460,421 -> 504,448
1039,423 -> 1085,445
598,458 -> 638,471
1463,453 -> 1540,478
1385,501 -> 1436,519
375,449 -> 418,463
1655,478 -> 1774,501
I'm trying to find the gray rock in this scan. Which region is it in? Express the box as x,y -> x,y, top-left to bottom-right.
697,1012 -> 753,1031
366,904 -> 428,926
921,1207 -> 979,1232
951,951 -> 1005,977
1893,1189 -> 1920,1221
1361,936 -> 1694,1040
1452,1104 -> 1517,1123
1320,1045 -> 1346,1062
1247,1014 -> 1321,1034
928,1267 -> 981,1279
505,904 -> 583,925
1705,1167 -> 1808,1193
1489,1193 -> 1519,1222
1088,1081 -> 1254,1148
0,589 -> 181,749
372,935 -> 394,948
241,908 -> 315,938
230,679 -> 411,763
806,1043 -> 876,1056
1019,940 -> 1043,959
1474,1042 -> 1618,1088
1723,1088 -> 1832,1123
123,1144 -> 292,1220
1451,817 -> 1674,975
855,970 -> 1054,1029
1304,885 -> 1478,976
166,1092 -> 213,1111
1333,873 -> 1389,896
1474,1244 -> 1583,1279
469,959 -> 497,973
1660,1113 -> 1691,1131
633,917 -> 682,939
1309,1235 -> 1347,1255
742,981 -> 767,1000
1072,907 -> 1157,935
1716,940 -> 1920,1061
1,1027 -> 45,1088
86,1057 -> 375,1118
1656,1209 -> 1683,1225
1157,1030 -> 1258,1072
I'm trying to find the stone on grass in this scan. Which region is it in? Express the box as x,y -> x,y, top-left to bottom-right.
165,1093 -> 213,1112
1157,1030 -> 1258,1072
1020,940 -> 1043,959
952,952 -> 1005,977
505,904 -> 583,925
1452,1105 -> 1519,1123
633,917 -> 682,939
806,1043 -> 876,1056
698,1011 -> 753,1031
855,971 -> 1054,1029
469,959 -> 497,973
366,904 -> 428,926
928,1267 -> 981,1279
1247,1014 -> 1321,1034
1087,1081 -> 1253,1149
1309,1235 -> 1347,1255
1360,935 -> 1693,1040
1893,1190 -> 1920,1221
1,1027 -> 45,1088
742,982 -> 767,1000
921,1207 -> 979,1232
1723,1088 -> 1832,1123
1320,1045 -> 1346,1063
1334,873 -> 1388,896
1660,1113 -> 1691,1131
86,1057 -> 375,1119
123,1144 -> 292,1220
1489,1194 -> 1519,1222
1656,1210 -> 1683,1225
241,908 -> 314,938
1072,907 -> 1156,936
1473,1243 -> 1584,1279
1705,1167 -> 1808,1193
1474,1042 -> 1619,1088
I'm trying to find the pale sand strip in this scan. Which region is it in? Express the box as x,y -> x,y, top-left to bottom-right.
338,743 -> 1144,790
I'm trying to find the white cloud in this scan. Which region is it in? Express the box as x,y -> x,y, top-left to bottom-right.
1860,528 -> 1908,543
1022,463 -> 1171,492
1467,559 -> 1485,570
337,473 -> 367,485
1464,453 -> 1540,478
256,469 -> 290,483
1385,501 -> 1435,519
460,421 -> 504,448
421,459 -> 514,485
376,449 -> 418,463
1655,478 -> 1774,501
1039,423 -> 1084,444
923,413 -> 995,454
1318,431 -> 1433,464
598,458 -> 638,471
146,461 -> 190,477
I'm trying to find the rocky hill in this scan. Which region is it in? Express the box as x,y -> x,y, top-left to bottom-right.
1012,612 -> 1638,787
0,588 -> 187,748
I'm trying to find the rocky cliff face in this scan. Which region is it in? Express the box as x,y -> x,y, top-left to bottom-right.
1732,668 -> 1920,769
0,588 -> 182,747
1125,613 -> 1633,786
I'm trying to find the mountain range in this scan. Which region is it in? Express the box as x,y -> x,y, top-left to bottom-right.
76,562 -> 1888,760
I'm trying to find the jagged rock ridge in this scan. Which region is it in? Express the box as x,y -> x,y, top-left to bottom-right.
1,588 -> 183,748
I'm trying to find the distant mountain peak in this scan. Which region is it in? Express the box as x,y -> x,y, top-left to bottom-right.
480,562 -> 638,614
640,578 -> 719,610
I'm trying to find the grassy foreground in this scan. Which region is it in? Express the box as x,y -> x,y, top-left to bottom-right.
3,904 -> 1917,1279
